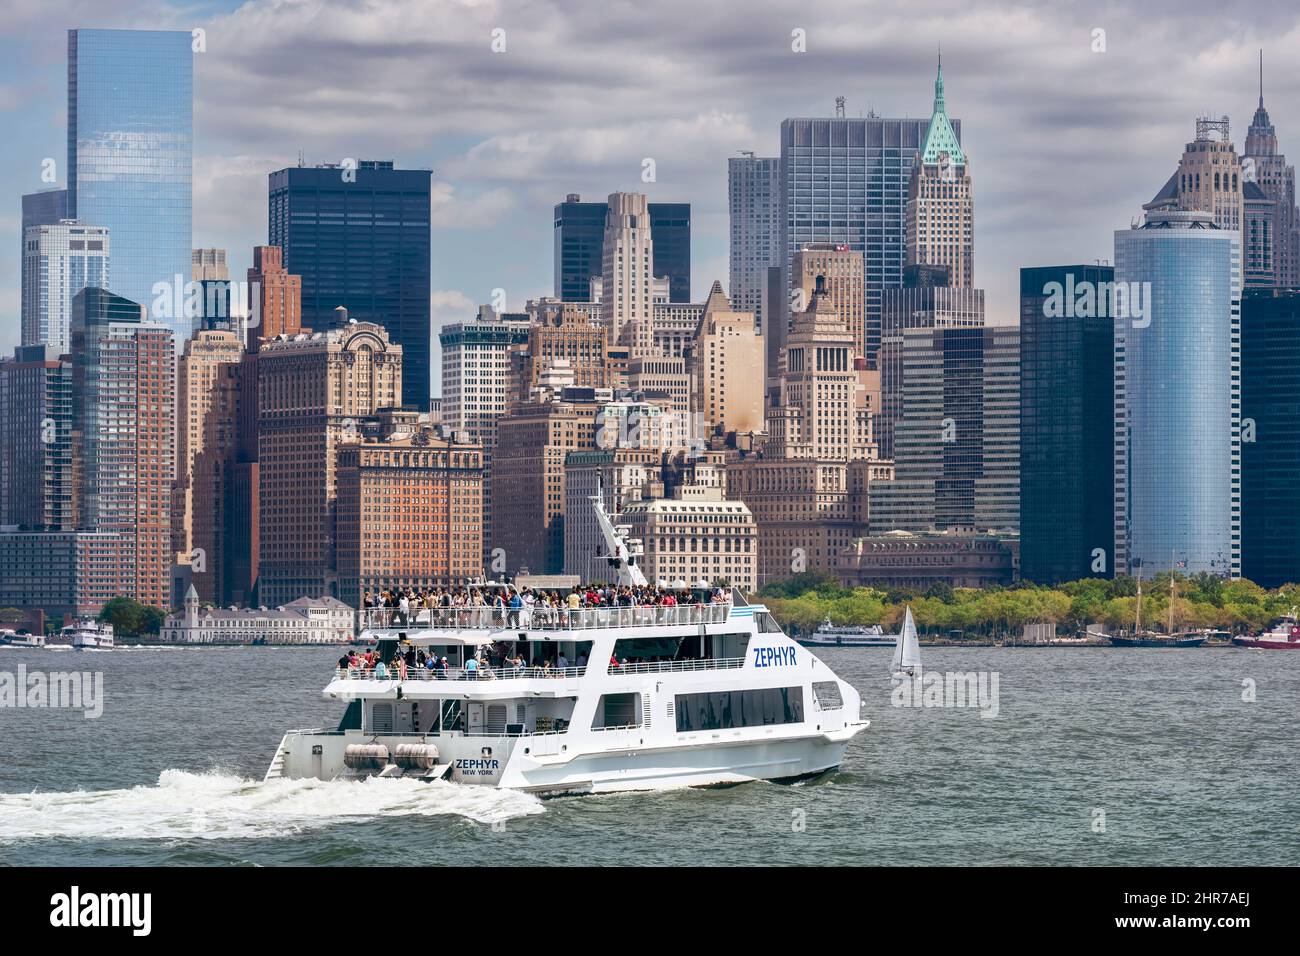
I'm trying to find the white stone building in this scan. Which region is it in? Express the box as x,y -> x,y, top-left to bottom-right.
160,586 -> 354,644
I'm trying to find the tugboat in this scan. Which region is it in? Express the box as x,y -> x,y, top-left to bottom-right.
264,490 -> 868,794
1233,608 -> 1300,650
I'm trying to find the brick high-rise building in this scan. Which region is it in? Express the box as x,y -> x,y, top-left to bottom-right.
336,422 -> 483,606
257,321 -> 402,605
246,244 -> 304,348
70,287 -> 175,608
491,391 -> 602,575
173,328 -> 243,601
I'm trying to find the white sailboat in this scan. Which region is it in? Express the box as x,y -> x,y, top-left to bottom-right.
891,606 -> 922,678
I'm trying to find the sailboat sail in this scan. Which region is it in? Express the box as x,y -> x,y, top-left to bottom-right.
892,606 -> 922,674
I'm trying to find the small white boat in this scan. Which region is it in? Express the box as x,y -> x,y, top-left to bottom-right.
61,620 -> 115,649
890,606 -> 921,678
1,632 -> 45,648
799,617 -> 895,648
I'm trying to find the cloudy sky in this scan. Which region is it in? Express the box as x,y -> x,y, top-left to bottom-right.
1,0 -> 1297,390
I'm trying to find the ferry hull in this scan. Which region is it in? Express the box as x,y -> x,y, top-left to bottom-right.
267,727 -> 858,795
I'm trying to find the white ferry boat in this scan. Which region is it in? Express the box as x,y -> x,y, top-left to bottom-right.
267,499 -> 867,795
799,617 -> 895,648
1,631 -> 45,648
61,619 -> 114,649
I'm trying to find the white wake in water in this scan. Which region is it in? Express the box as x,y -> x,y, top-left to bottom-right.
0,769 -> 545,842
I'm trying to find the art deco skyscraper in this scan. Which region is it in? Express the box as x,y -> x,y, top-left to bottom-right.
906,59 -> 974,289
1145,118 -> 1244,240
1243,52 -> 1299,287
601,192 -> 657,356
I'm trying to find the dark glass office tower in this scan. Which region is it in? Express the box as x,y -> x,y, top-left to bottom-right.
648,202 -> 691,303
553,195 -> 691,302
268,160 -> 431,409
1242,288 -> 1300,587
1019,264 -> 1115,584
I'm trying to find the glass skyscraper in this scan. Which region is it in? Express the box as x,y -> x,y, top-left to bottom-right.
268,160 -> 432,410
728,156 -> 781,334
1019,264 -> 1115,584
779,114 -> 958,365
1241,287 -> 1300,587
1114,210 -> 1241,578
67,29 -> 192,345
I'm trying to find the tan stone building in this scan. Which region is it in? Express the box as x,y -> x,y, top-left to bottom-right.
690,281 -> 764,436
623,485 -> 757,592
256,322 -> 402,605
512,299 -> 612,404
906,63 -> 974,289
336,426 -> 483,606
173,328 -> 243,601
728,276 -> 890,585
1145,117 -> 1245,240
788,245 -> 865,365
602,192 -> 657,357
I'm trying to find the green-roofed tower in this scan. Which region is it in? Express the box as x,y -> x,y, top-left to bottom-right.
907,56 -> 975,287
920,57 -> 965,167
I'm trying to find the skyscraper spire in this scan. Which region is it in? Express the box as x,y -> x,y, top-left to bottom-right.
1259,48 -> 1264,110
919,55 -> 963,167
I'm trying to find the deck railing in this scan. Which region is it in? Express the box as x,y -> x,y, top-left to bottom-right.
360,602 -> 731,632
336,664 -> 587,682
607,657 -> 746,675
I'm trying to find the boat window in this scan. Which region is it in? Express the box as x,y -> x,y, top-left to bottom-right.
812,681 -> 843,710
674,687 -> 804,732
613,633 -> 750,662
592,692 -> 641,730
753,612 -> 783,634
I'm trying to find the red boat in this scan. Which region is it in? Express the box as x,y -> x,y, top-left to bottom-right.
1233,610 -> 1300,650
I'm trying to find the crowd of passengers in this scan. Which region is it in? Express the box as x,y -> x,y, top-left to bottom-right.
361,583 -> 731,628
335,644 -> 586,681
336,640 -> 714,681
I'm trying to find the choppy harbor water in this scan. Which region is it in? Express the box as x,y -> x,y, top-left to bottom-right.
0,644 -> 1296,866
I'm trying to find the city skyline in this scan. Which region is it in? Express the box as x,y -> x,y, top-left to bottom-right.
2,1 -> 1298,394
